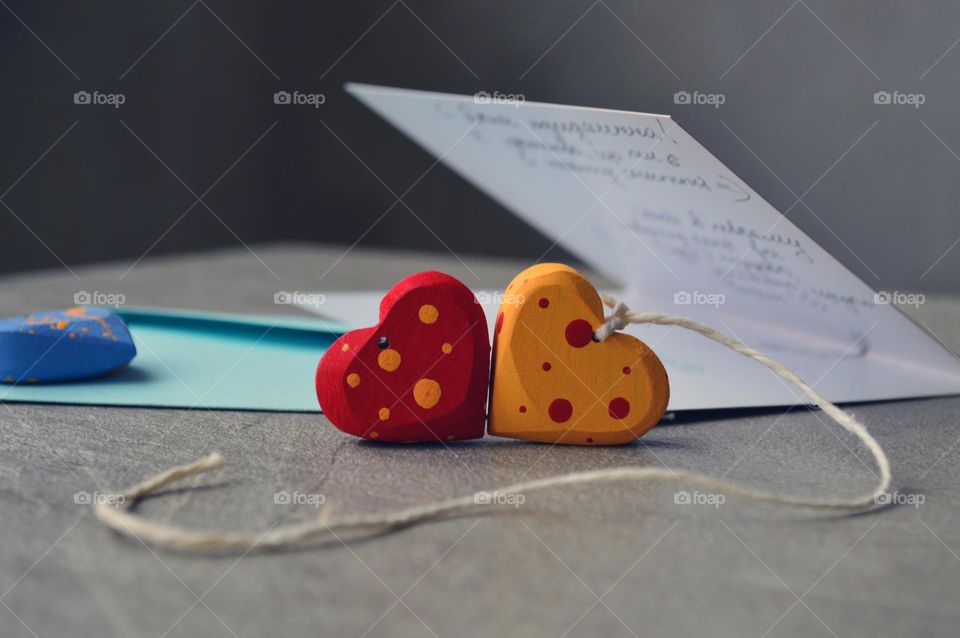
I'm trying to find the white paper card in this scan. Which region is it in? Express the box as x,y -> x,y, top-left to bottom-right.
316,83 -> 960,410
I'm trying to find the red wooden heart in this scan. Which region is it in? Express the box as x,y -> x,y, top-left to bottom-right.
316,271 -> 490,442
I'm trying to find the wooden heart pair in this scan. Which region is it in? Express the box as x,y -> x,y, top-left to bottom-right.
316,264 -> 669,445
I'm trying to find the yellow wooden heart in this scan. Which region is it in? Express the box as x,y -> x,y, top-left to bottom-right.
488,264 -> 669,445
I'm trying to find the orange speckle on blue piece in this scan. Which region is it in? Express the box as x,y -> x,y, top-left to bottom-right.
0,308 -> 136,383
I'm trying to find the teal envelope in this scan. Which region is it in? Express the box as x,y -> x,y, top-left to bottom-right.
0,307 -> 345,412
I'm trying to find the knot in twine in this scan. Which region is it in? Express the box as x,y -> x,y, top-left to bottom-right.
594,297 -> 633,341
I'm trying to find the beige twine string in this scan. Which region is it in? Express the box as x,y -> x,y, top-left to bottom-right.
95,296 -> 891,552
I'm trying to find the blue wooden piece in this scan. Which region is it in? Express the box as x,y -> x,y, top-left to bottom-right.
0,308 -> 136,384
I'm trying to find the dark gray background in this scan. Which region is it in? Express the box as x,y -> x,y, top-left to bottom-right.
2,1 -> 959,292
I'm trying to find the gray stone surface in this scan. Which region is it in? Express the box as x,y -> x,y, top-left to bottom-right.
1,244 -> 959,638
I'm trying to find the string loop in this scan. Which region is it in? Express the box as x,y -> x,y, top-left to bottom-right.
95,296 -> 892,553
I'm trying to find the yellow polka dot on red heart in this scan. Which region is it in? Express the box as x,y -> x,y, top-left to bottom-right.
346,373 -> 360,388
378,349 -> 401,372
413,378 -> 441,409
378,407 -> 390,420
418,304 -> 439,324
